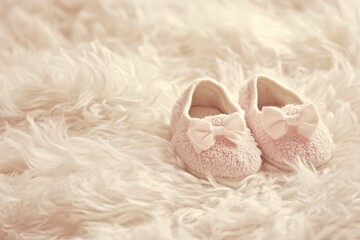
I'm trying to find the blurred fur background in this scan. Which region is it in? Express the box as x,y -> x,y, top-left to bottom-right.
0,0 -> 360,239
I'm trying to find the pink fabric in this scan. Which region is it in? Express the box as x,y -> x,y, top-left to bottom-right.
238,79 -> 332,172
171,80 -> 262,179
187,112 -> 245,153
262,103 -> 319,140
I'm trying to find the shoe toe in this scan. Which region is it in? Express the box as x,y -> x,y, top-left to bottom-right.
172,117 -> 262,179
259,123 -> 332,171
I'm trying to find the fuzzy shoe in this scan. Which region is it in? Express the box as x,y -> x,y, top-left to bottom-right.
171,78 -> 262,179
238,75 -> 332,172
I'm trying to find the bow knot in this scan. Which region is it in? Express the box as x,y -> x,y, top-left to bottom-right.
262,103 -> 319,140
187,112 -> 245,153
212,126 -> 225,136
286,115 -> 298,126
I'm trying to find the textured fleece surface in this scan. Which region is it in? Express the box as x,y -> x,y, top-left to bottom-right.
239,83 -> 332,171
171,86 -> 262,179
1,0 -> 360,239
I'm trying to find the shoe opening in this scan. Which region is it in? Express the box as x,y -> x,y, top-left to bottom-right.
256,76 -> 303,110
189,81 -> 236,118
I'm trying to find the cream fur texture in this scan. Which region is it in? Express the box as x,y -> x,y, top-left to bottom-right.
1,0 -> 360,239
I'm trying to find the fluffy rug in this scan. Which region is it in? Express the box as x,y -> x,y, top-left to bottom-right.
1,0 -> 360,239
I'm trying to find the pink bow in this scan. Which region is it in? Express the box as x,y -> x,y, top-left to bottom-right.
262,103 -> 319,140
187,112 -> 245,153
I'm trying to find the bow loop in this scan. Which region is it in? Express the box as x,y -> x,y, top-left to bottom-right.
187,112 -> 245,153
262,103 -> 319,140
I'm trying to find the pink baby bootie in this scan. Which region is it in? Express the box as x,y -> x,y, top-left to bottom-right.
238,75 -> 332,172
171,78 -> 262,179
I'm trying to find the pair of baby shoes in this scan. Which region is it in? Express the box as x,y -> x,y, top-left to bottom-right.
171,75 -> 332,179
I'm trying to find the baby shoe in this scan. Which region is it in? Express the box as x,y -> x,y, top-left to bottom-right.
238,75 -> 332,172
171,78 -> 262,179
